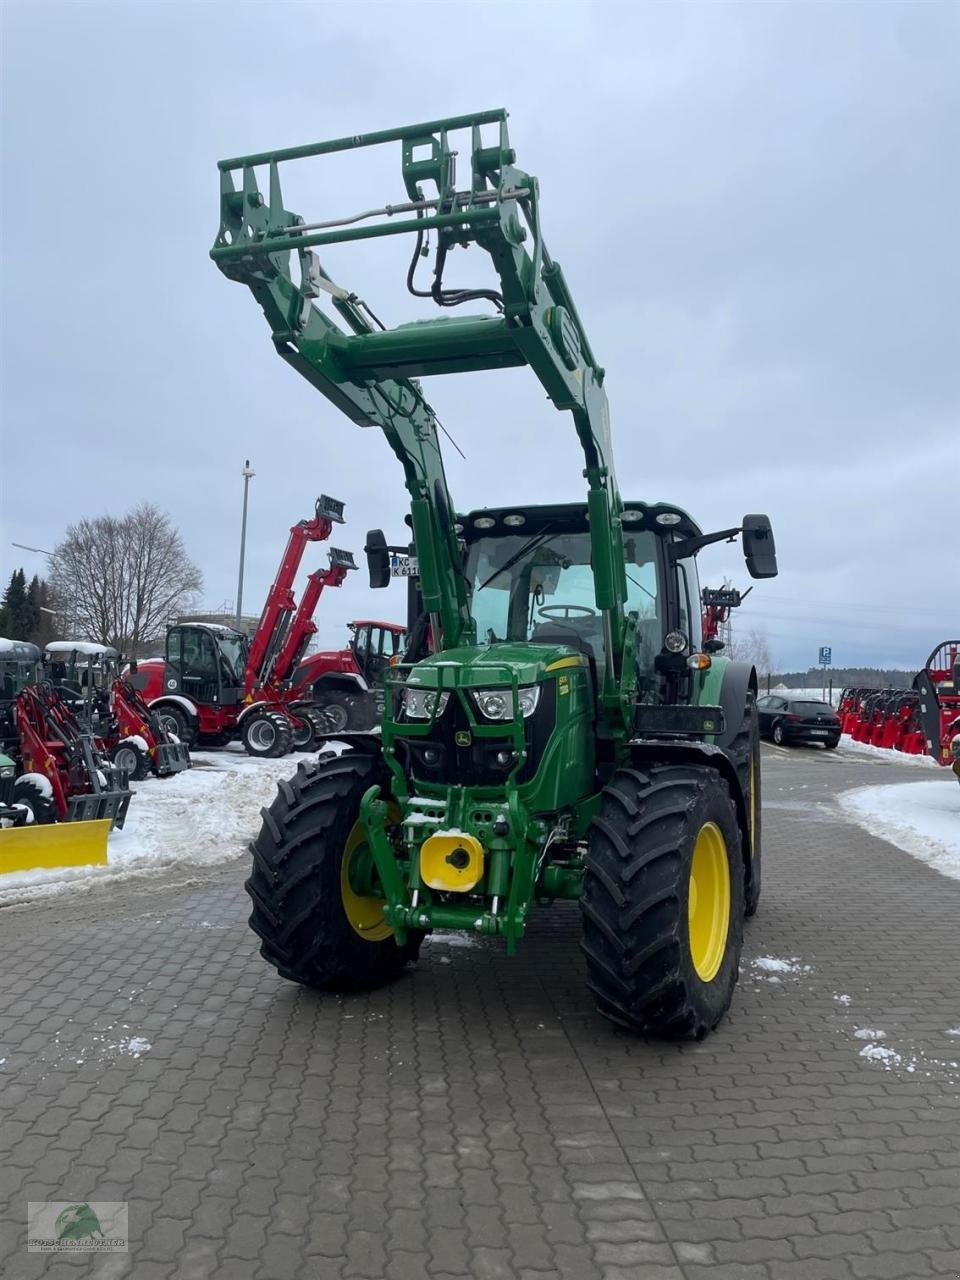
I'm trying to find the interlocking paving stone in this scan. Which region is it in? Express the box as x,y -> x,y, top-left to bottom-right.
0,746 -> 958,1278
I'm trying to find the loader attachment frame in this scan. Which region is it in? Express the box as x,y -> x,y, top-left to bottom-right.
212,110 -> 629,730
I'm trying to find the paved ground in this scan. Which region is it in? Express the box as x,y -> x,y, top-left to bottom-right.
1,745 -> 959,1280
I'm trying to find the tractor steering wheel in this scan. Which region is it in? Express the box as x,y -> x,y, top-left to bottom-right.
537,604 -> 598,621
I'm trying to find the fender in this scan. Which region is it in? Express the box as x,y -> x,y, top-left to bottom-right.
626,738 -> 752,874
148,694 -> 199,722
716,661 -> 758,750
312,672 -> 369,695
236,701 -> 293,726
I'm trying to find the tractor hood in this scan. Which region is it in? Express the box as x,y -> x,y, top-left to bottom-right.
406,642 -> 587,689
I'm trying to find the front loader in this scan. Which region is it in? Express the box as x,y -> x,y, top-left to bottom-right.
214,110 -> 778,1035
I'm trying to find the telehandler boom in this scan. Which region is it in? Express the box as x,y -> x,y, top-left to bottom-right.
214,110 -> 778,1035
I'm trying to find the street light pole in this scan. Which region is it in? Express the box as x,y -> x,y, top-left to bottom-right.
236,460 -> 255,627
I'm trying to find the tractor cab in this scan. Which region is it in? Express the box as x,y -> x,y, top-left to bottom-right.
348,621 -> 407,686
44,641 -> 120,729
162,623 -> 248,707
0,639 -> 43,755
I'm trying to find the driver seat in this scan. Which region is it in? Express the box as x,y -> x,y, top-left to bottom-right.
530,622 -> 601,703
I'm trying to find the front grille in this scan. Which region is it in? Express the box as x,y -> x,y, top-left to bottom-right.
397,684 -> 556,787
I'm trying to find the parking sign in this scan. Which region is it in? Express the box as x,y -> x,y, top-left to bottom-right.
819,646 -> 832,665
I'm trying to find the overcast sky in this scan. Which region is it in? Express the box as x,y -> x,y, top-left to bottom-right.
1,0 -> 957,671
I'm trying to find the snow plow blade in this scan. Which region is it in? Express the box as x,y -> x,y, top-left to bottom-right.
0,818 -> 111,875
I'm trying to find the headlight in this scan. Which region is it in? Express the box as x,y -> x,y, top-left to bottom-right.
471,686 -> 541,720
401,686 -> 450,720
663,630 -> 688,654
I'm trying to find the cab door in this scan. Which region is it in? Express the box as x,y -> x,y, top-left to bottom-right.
169,627 -> 222,706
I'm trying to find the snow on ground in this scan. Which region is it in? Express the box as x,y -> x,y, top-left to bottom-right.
750,955 -> 812,976
839,779 -> 960,881
0,746 -> 308,905
833,736 -> 939,767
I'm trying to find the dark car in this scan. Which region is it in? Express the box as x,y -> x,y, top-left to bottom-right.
757,695 -> 841,748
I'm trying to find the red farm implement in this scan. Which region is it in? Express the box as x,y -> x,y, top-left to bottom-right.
45,642 -> 191,781
0,641 -> 131,827
914,641 -> 960,778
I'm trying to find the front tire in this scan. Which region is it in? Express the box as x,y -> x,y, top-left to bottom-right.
581,765 -> 745,1038
772,721 -> 786,746
12,777 -> 57,824
246,754 -> 422,990
241,709 -> 293,758
155,704 -> 195,748
111,741 -> 150,782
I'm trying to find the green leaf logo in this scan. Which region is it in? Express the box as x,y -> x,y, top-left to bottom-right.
55,1204 -> 103,1241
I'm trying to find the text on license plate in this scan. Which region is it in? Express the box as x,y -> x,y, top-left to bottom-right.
810,729 -> 831,736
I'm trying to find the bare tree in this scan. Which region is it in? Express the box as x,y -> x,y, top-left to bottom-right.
50,504 -> 202,653
726,625 -> 773,679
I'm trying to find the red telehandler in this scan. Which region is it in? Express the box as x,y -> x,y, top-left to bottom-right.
135,496 -> 357,756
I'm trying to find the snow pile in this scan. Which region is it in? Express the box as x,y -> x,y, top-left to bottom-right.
834,737 -> 938,767
860,1043 -> 904,1068
751,955 -> 812,976
839,780 -> 960,881
0,749 -> 302,903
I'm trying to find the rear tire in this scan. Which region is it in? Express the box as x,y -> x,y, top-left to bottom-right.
111,741 -> 150,782
241,709 -> 293,758
291,707 -> 326,751
246,754 -> 422,990
12,777 -> 57,824
772,722 -> 786,746
155,704 -> 195,748
728,693 -> 762,917
312,690 -> 356,735
581,764 -> 744,1038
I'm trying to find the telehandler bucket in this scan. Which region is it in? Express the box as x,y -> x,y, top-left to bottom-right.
0,818 -> 111,876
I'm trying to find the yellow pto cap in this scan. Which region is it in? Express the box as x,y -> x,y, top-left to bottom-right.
420,830 -> 484,893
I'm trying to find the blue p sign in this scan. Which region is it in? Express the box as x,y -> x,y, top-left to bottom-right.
819,646 -> 832,665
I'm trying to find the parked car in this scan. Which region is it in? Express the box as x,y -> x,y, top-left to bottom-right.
757,695 -> 841,748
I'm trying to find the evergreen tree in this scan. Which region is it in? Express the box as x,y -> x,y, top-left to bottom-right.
0,569 -> 30,639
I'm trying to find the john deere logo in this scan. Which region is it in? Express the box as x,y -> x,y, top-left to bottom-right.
56,1205 -> 102,1242
455,731 -> 471,747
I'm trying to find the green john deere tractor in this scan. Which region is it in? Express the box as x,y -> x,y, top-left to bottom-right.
213,110 -> 778,1036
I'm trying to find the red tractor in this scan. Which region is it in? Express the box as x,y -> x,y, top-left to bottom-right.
44,641 -> 191,781
0,640 -> 131,826
135,497 -> 357,756
914,641 -> 960,781
289,619 -> 408,732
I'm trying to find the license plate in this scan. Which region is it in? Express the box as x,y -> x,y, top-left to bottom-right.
809,729 -> 831,737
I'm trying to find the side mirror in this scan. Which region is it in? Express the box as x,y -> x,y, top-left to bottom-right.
365,529 -> 390,589
702,637 -> 725,654
742,514 -> 778,579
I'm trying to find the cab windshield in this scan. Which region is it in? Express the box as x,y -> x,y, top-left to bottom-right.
464,530 -> 661,668
217,635 -> 247,681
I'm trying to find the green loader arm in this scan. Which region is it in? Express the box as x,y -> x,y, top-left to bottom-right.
212,110 -> 628,702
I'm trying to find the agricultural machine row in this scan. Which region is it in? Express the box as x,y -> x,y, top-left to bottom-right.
133,496 -> 407,755
0,638 -> 137,865
838,641 -> 960,780
213,108 -> 779,1036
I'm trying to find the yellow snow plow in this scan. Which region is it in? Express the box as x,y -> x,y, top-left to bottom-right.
0,818 -> 111,875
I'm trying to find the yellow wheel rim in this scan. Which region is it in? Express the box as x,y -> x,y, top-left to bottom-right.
340,820 -> 393,942
688,821 -> 731,982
